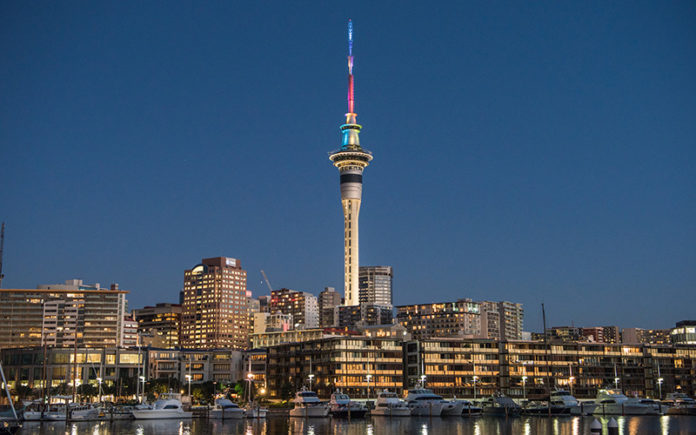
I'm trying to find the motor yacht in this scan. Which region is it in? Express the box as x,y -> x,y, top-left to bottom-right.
209,398 -> 245,419
481,393 -> 521,417
328,391 -> 367,418
440,399 -> 466,416
405,388 -> 444,416
547,389 -> 597,415
460,400 -> 483,416
244,400 -> 268,418
370,391 -> 410,417
131,393 -> 192,419
664,392 -> 696,416
592,389 -> 660,416
289,390 -> 329,418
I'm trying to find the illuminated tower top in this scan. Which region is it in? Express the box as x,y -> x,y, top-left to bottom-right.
339,19 -> 369,154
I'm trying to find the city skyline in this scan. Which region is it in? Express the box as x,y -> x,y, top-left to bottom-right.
1,2 -> 694,330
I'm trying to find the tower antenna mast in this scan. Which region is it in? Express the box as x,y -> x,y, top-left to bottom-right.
347,19 -> 355,117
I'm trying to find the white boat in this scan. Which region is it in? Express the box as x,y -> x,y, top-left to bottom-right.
210,399 -> 245,419
328,391 -> 367,418
244,401 -> 268,419
664,392 -> 696,416
370,391 -> 410,417
289,390 -> 329,418
131,393 -> 192,419
405,388 -> 444,416
550,389 -> 596,415
37,404 -> 100,421
441,399 -> 466,416
592,389 -> 660,416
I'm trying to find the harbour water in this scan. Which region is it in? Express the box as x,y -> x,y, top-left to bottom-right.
15,415 -> 696,435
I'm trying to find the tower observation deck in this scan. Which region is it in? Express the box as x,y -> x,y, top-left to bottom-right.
329,20 -> 373,306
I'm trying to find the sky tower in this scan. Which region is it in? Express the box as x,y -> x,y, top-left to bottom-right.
329,20 -> 373,306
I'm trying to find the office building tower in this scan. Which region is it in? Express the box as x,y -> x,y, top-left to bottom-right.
319,287 -> 342,327
180,257 -> 249,349
359,266 -> 393,307
132,303 -> 182,348
269,288 -> 319,329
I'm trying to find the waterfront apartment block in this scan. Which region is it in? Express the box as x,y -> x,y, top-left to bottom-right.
266,337 -> 404,399
0,280 -> 128,349
404,338 -> 696,399
132,303 -> 182,348
671,321 -> 696,345
396,300 -> 481,340
180,257 -> 249,349
0,347 -> 246,392
269,288 -> 319,329
358,266 -> 393,307
481,301 -> 524,340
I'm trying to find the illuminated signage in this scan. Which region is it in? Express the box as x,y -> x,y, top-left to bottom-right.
226,258 -> 237,267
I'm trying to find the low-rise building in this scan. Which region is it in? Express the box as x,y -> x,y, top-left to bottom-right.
266,336 -> 404,399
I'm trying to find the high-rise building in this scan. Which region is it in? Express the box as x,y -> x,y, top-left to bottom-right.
582,327 -> 605,343
396,300 -> 481,340
480,301 -> 524,340
319,287 -> 342,327
0,280 -> 128,349
180,257 -> 249,349
329,21 -> 373,306
602,326 -> 621,343
269,288 -> 319,329
121,316 -> 139,347
132,303 -> 182,348
359,266 -> 393,307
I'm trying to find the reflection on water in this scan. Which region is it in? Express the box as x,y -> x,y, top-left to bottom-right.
17,415 -> 696,435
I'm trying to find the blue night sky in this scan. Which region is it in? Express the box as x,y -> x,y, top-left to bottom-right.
1,2 -> 694,331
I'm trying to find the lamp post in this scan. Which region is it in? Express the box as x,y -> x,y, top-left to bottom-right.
185,374 -> 192,399
473,376 -> 479,400
522,376 -> 528,399
97,377 -> 102,403
420,374 -> 426,386
366,374 -> 372,399
308,373 -> 314,391
569,376 -> 575,397
139,376 -> 145,404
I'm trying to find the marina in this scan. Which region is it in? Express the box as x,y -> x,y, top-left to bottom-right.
12,415 -> 696,435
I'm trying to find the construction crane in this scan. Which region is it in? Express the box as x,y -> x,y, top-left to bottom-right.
260,269 -> 273,293
0,222 -> 5,288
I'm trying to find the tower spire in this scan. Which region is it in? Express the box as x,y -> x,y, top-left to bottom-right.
347,19 -> 355,119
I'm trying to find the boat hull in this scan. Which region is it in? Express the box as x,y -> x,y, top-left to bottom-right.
210,408 -> 245,419
131,410 -> 193,419
289,406 -> 329,418
593,403 -> 659,416
409,402 -> 444,416
330,408 -> 368,418
441,401 -> 465,416
371,407 -> 411,417
245,408 -> 268,418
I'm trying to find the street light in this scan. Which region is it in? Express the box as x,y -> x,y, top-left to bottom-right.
420,374 -> 426,386
521,376 -> 528,399
97,377 -> 102,403
185,374 -> 192,398
473,376 -> 479,400
366,374 -> 372,399
308,373 -> 314,391
139,376 -> 145,404
657,377 -> 664,400
614,377 -> 620,389
569,376 -> 575,396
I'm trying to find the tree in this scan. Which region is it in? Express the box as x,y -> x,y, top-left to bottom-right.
12,385 -> 34,401
77,384 -> 97,401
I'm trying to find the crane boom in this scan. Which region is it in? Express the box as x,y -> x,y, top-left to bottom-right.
260,270 -> 273,293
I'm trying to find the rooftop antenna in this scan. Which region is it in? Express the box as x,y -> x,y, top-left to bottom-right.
0,222 -> 5,288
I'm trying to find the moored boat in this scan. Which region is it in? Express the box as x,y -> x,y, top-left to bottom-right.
406,388 -> 444,416
481,393 -> 521,417
328,391 -> 368,418
370,391 -> 410,417
244,401 -> 268,418
131,393 -> 192,419
210,399 -> 245,419
664,392 -> 696,416
289,390 -> 329,418
592,389 -> 659,416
